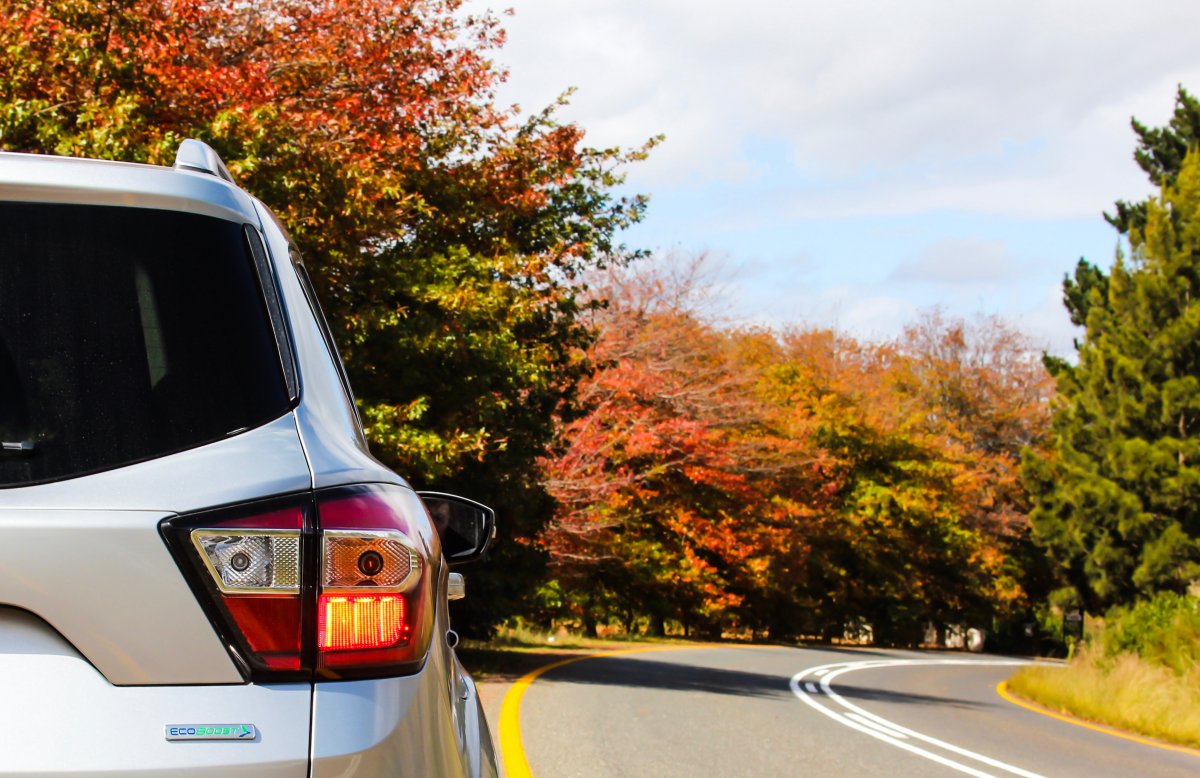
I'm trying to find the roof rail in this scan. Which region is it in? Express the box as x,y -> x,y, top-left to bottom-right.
173,139 -> 235,184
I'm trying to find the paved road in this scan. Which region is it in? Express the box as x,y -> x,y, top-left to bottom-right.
500,645 -> 1199,777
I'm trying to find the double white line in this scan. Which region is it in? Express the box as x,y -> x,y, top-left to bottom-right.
790,659 -> 1046,778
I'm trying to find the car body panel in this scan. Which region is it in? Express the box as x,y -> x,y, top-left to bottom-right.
0,414 -> 311,512
0,507 -> 242,685
310,580 -> 498,778
0,412 -> 312,685
310,665 -> 463,776
252,199 -> 403,491
0,608 -> 310,777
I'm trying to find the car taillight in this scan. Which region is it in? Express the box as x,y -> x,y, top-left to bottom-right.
314,487 -> 433,678
160,484 -> 436,682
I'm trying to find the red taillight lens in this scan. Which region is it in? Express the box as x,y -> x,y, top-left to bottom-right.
160,485 -> 435,682
224,597 -> 305,670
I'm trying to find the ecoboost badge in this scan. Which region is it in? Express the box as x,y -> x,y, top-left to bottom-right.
165,724 -> 257,741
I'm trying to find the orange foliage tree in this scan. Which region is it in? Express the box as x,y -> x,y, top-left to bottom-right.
540,261 -> 824,636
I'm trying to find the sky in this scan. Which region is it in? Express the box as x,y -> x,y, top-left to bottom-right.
485,0 -> 1200,354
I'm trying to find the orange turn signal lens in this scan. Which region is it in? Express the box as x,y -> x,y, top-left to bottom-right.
317,593 -> 408,651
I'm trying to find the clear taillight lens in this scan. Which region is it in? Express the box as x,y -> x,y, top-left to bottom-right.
321,531 -> 420,590
193,531 -> 301,592
160,484 -> 435,682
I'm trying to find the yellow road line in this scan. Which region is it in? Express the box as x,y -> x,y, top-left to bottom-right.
996,681 -> 1200,759
499,644 -> 717,778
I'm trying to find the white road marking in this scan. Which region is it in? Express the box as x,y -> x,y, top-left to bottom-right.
790,659 -> 1047,778
820,661 -> 1043,777
846,712 -> 910,739
805,682 -> 819,694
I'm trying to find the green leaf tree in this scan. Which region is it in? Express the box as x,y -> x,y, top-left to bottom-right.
1024,151 -> 1200,612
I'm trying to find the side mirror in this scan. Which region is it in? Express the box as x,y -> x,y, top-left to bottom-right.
417,492 -> 496,566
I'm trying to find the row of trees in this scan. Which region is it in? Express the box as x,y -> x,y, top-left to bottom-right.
538,265 -> 1054,643
532,88 -> 1200,641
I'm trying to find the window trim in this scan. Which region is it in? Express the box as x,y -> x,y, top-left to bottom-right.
244,226 -> 300,402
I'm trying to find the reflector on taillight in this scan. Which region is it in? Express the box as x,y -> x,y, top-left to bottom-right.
321,530 -> 420,592
193,530 -> 301,593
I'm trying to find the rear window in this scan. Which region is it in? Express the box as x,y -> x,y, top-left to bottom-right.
0,202 -> 291,487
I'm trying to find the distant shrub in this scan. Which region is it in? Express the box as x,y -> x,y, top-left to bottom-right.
1102,592 -> 1200,678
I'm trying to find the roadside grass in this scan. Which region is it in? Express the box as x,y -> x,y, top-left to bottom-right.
1008,646 -> 1200,749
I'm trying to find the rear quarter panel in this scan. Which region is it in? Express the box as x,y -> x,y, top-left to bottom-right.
0,609 -> 310,777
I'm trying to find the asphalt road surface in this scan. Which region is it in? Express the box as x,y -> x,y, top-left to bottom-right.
504,645 -> 1199,777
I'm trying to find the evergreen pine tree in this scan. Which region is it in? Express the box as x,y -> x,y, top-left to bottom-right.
1024,151 -> 1200,612
1050,87 -> 1200,361
1108,86 -> 1200,234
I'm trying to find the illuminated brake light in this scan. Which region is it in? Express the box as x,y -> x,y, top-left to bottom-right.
318,594 -> 408,650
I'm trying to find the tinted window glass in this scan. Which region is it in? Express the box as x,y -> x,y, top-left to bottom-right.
0,203 -> 290,487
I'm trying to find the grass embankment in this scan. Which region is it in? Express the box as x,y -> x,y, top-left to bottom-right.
1009,649 -> 1200,748
1007,593 -> 1200,749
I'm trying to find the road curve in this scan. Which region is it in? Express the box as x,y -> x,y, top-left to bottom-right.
502,645 -> 1199,777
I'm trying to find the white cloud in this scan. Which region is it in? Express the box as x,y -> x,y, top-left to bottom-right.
485,0 -> 1196,348
891,238 -> 1021,285
492,0 -> 1200,217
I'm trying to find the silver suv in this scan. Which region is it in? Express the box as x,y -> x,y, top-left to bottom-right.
0,140 -> 499,777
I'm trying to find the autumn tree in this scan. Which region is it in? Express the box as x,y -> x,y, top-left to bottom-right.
540,259 -> 815,636
892,314 -> 1055,639
0,0 -> 653,630
763,319 -> 1050,646
1025,150 -> 1200,612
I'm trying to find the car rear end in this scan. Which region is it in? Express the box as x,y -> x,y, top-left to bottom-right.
0,149 -> 495,777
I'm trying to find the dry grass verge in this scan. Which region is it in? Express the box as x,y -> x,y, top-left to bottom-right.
1008,646 -> 1200,749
